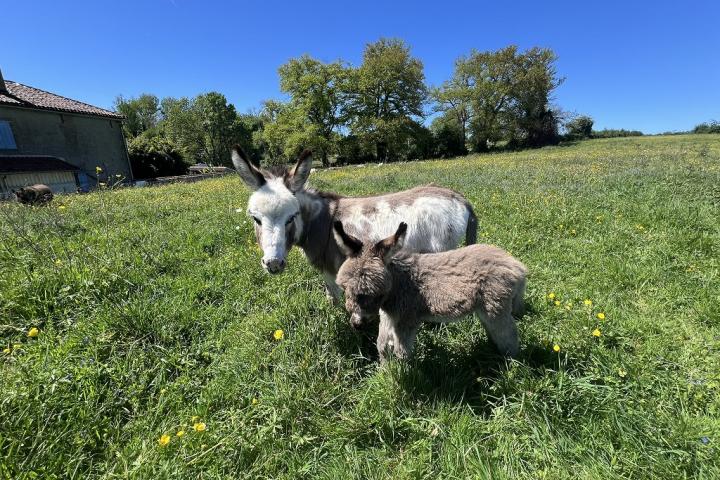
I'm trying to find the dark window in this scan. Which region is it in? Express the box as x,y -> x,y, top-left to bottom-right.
0,120 -> 17,149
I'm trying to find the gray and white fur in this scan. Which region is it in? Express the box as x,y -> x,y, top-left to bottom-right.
231,145 -> 478,301
334,221 -> 528,361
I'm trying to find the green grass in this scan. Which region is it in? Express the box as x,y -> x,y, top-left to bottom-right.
1,134 -> 719,479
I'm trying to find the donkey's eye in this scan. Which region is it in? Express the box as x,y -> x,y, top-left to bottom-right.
286,215 -> 296,225
252,216 -> 261,226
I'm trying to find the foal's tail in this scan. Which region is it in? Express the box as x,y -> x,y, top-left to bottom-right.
465,206 -> 478,245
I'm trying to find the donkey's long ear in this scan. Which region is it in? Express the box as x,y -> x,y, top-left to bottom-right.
333,221 -> 364,257
231,144 -> 265,190
286,150 -> 313,193
375,222 -> 408,263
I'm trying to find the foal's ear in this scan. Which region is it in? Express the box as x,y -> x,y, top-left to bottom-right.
333,221 -> 364,257
286,150 -> 313,193
375,222 -> 408,263
231,144 -> 265,190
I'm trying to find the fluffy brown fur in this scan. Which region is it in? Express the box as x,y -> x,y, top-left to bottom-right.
335,222 -> 528,360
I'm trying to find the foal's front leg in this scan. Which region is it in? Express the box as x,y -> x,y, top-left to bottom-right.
322,272 -> 342,305
377,311 -> 420,362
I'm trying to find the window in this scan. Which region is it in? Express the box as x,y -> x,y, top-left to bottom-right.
0,120 -> 17,149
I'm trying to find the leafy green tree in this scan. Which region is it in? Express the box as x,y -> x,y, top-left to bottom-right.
430,112 -> 467,158
505,47 -> 563,147
113,94 -> 161,139
345,38 -> 427,161
161,92 -> 250,166
276,55 -> 349,166
127,134 -> 187,179
565,115 -> 594,139
435,46 -> 563,151
460,46 -> 520,151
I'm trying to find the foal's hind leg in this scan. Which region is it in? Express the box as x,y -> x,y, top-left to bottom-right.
478,310 -> 519,358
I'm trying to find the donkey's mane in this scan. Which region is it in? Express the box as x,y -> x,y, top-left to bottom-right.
305,187 -> 343,201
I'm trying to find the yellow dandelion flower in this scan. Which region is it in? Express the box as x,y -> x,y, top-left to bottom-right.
27,327 -> 39,338
597,312 -> 606,320
547,292 -> 556,300
176,430 -> 185,437
58,205 -> 66,211
553,344 -> 561,352
158,434 -> 171,446
2,347 -> 10,354
251,397 -> 258,405
618,368 -> 627,378
554,300 -> 561,306
592,328 -> 601,337
273,329 -> 284,340
54,259 -> 63,266
193,422 -> 207,432
583,299 -> 592,306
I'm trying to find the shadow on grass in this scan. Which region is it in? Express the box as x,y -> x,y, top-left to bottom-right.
335,300 -> 578,413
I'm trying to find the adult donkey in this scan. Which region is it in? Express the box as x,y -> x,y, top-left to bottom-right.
231,145 -> 477,301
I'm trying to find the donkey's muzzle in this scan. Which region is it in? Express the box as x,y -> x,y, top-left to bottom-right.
262,257 -> 286,274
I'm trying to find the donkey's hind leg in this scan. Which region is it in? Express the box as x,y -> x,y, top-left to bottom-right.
478,310 -> 519,358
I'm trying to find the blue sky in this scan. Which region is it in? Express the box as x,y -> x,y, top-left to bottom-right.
3,0 -> 718,133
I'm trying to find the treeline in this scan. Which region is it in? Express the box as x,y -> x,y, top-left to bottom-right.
564,115 -> 643,140
117,39 -> 593,175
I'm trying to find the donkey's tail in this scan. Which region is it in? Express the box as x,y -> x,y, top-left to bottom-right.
465,205 -> 478,245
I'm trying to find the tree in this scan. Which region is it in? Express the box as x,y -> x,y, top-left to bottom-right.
161,92 -> 250,166
127,135 -> 187,180
276,55 -> 349,166
113,94 -> 161,139
434,46 -> 563,152
345,38 -> 427,161
565,115 -> 594,139
505,47 -> 563,148
430,112 -> 467,158
430,66 -> 471,154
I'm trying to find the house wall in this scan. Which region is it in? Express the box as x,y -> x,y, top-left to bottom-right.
0,106 -> 132,184
0,171 -> 78,198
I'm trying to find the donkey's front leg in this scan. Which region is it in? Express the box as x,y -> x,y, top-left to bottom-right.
322,272 -> 343,305
377,311 -> 420,362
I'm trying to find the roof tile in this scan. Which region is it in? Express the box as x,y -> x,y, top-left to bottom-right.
0,81 -> 123,119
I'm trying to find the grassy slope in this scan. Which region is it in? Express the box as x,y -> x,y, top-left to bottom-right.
1,135 -> 719,479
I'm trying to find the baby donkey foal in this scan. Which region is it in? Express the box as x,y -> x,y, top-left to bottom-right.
334,221 -> 528,361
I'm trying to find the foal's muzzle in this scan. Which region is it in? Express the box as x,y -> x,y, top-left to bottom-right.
262,257 -> 286,274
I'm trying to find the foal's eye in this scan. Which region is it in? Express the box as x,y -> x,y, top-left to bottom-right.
286,215 -> 296,226
252,216 -> 261,226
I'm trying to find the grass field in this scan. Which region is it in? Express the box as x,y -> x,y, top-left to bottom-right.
1,134 -> 719,479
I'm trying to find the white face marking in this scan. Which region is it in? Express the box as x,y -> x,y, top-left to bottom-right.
246,178 -> 302,272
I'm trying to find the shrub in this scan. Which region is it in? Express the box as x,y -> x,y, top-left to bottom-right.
693,121 -> 720,134
565,115 -> 594,139
127,135 -> 188,180
591,129 -> 644,138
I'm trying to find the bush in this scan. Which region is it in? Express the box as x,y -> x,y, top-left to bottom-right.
127,135 -> 188,180
430,115 -> 467,158
565,115 -> 594,139
693,121 -> 720,134
591,129 -> 644,138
